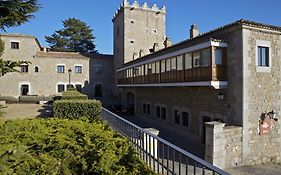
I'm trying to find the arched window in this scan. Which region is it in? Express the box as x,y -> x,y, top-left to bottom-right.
35,66 -> 39,73
95,84 -> 102,97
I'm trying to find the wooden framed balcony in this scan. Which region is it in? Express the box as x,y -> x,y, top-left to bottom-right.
117,41 -> 228,89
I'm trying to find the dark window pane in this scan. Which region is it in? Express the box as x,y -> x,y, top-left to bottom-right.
21,65 -> 28,73
143,104 -> 146,114
174,110 -> 180,124
58,84 -> 65,92
156,106 -> 160,118
161,107 -> 166,120
35,66 -> 39,73
182,112 -> 189,127
258,46 -> 269,67
11,42 -> 19,49
147,104 -> 150,115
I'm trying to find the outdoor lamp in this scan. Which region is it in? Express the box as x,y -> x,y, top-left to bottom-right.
268,110 -> 278,121
68,68 -> 72,86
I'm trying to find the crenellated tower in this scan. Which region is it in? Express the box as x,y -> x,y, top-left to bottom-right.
113,0 -> 166,68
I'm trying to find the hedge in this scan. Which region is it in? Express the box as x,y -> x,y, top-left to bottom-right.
0,118 -> 156,174
19,96 -> 53,103
0,96 -> 18,103
61,90 -> 88,100
53,99 -> 102,121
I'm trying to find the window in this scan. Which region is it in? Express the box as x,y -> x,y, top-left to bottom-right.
147,104 -> 150,115
182,112 -> 189,127
57,65 -> 65,73
258,46 -> 269,67
156,106 -> 161,118
155,61 -> 160,73
76,84 -> 82,93
11,42 -> 19,49
161,107 -> 166,120
75,66 -> 82,74
171,57 -> 177,70
161,60 -> 166,73
57,84 -> 65,92
174,110 -> 181,124
20,65 -> 28,73
95,84 -> 102,97
95,65 -> 103,74
176,55 -> 183,70
166,59 -> 171,71
201,48 -> 210,67
185,53 -> 192,69
143,104 -> 147,114
34,66 -> 39,73
215,48 -> 223,65
193,52 -> 200,67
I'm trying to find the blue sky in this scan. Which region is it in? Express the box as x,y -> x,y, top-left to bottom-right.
4,0 -> 281,54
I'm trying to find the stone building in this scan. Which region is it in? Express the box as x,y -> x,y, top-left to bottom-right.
0,34 -> 114,106
114,1 -> 281,168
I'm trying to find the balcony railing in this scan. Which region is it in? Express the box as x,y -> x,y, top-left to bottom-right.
101,108 -> 230,175
118,65 -> 227,85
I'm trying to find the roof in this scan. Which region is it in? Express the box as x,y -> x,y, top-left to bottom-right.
0,33 -> 42,49
36,51 -> 90,59
122,19 -> 281,67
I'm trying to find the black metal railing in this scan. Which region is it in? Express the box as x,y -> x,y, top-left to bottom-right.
101,108 -> 230,175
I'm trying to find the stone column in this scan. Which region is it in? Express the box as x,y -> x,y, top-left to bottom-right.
204,121 -> 226,169
144,128 -> 159,159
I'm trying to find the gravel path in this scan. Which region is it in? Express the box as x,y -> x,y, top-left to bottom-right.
1,103 -> 52,120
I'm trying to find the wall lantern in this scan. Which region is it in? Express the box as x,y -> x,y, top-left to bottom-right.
268,110 -> 278,121
217,92 -> 225,100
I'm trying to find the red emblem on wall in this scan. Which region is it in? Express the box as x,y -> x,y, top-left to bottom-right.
259,116 -> 271,135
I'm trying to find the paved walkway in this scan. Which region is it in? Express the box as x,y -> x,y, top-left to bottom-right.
121,115 -> 205,158
1,103 -> 52,120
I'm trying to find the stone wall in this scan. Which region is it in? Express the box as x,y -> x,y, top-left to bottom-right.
205,122 -> 242,169
242,27 -> 281,165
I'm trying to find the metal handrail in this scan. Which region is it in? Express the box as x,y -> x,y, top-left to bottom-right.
101,107 -> 230,175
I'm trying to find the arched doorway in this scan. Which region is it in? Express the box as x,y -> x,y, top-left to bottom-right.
126,92 -> 135,115
21,84 -> 29,96
201,116 -> 212,144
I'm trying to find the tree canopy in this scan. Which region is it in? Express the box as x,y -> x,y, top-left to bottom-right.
45,18 -> 97,53
0,0 -> 39,31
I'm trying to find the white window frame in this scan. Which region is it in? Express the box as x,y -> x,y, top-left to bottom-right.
74,64 -> 83,74
256,40 -> 271,73
56,64 -> 65,73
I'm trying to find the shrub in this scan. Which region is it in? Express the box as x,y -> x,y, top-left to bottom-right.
19,95 -> 53,103
62,90 -> 88,100
0,105 -> 5,118
0,96 -> 18,103
53,99 -> 102,121
0,118 -> 156,174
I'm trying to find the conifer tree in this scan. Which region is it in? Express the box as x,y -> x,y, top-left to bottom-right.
45,18 -> 97,53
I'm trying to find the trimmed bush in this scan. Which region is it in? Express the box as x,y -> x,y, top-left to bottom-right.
19,95 -> 53,103
0,105 -> 5,118
0,118 -> 156,174
53,99 -> 102,121
62,90 -> 88,100
0,96 -> 18,103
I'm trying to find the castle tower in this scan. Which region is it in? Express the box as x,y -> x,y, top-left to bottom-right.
113,0 -> 166,68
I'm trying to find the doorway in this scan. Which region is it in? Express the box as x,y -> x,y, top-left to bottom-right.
126,92 -> 135,115
21,84 -> 29,96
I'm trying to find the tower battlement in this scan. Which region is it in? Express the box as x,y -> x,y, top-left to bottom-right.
113,0 -> 166,21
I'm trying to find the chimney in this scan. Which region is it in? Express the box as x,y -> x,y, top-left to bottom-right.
153,43 -> 159,52
190,24 -> 199,38
164,37 -> 172,48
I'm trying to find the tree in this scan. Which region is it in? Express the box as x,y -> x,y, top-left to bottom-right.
45,18 -> 97,53
0,59 -> 31,76
0,0 -> 40,31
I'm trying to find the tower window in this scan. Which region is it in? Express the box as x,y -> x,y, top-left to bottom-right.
130,40 -> 134,44
35,66 -> 39,73
130,20 -> 134,24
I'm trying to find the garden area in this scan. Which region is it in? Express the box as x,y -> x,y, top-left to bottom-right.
0,89 -> 156,174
